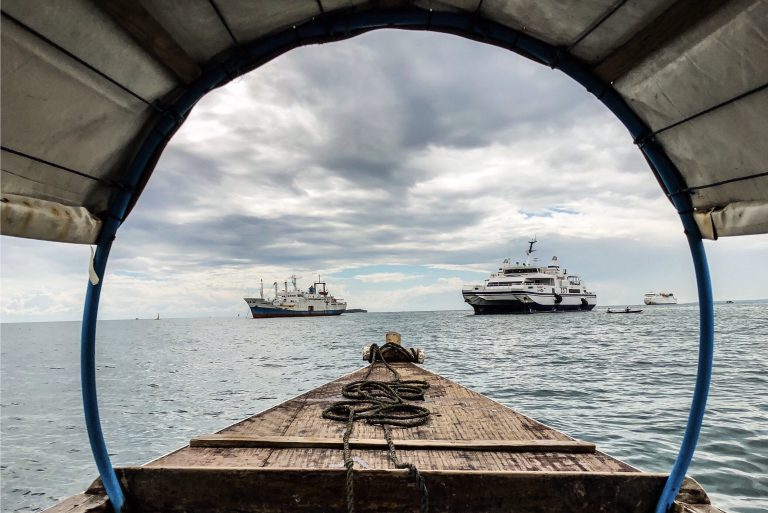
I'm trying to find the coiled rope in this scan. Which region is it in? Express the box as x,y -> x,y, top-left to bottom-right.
322,343 -> 430,513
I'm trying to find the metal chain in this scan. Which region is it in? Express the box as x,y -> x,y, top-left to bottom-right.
324,343 -> 430,513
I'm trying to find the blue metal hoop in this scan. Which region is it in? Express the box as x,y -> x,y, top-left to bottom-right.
80,9 -> 714,513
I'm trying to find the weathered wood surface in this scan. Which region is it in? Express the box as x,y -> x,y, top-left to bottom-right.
40,491 -> 109,513
103,468 -> 711,513
190,434 -> 597,453
152,363 -> 631,472
42,362 -> 722,512
678,506 -> 727,513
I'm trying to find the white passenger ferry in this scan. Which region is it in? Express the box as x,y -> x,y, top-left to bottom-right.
244,275 -> 347,318
643,292 -> 678,305
462,239 -> 597,314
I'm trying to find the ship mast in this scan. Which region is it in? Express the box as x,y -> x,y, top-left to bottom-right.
525,237 -> 537,266
260,279 -> 264,300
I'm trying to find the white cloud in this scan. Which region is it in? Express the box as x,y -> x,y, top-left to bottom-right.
353,272 -> 422,283
426,264 -> 489,273
352,277 -> 466,311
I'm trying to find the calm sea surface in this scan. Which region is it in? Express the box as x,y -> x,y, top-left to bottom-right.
2,304 -> 767,513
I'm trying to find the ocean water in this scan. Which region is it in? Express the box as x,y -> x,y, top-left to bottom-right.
1,303 -> 767,513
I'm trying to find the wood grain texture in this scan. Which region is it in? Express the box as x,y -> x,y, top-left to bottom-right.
42,362 -> 720,512
39,492 -> 108,513
190,434 -> 597,452
113,467 -> 711,513
151,363 -> 627,472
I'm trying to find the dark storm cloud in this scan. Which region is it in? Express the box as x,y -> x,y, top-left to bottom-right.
111,29 -> 671,283
131,147 -> 226,216
235,30 -> 604,188
116,198 -> 490,271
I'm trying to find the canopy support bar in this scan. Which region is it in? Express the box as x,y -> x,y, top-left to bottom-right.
653,81 -> 768,137
1,145 -> 126,189
0,11 -> 154,107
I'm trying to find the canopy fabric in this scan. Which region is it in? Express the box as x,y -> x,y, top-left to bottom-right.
2,0 -> 766,243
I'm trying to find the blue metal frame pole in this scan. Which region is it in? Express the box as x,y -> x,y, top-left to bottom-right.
80,219 -> 124,512
654,232 -> 715,512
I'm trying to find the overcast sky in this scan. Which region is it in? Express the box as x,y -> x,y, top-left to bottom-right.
2,30 -> 767,322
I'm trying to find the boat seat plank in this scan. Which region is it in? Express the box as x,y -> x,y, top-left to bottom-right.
189,434 -> 597,452
107,467 -> 709,513
152,446 -> 633,472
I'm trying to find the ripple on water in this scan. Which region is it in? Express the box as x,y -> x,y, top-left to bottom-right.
1,306 -> 767,512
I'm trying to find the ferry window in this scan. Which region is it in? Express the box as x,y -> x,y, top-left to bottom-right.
569,289 -> 580,293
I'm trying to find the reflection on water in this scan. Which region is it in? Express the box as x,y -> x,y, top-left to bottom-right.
2,303 -> 767,512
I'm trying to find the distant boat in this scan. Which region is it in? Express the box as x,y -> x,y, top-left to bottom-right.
644,292 -> 677,305
244,276 -> 347,318
461,238 -> 597,314
607,307 -> 643,314
346,308 -> 368,313
725,300 -> 735,304
155,313 -> 160,320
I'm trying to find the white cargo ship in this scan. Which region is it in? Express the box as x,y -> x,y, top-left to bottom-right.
643,292 -> 678,305
244,275 -> 347,318
462,239 -> 597,314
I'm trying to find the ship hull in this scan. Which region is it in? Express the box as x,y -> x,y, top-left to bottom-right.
463,292 -> 597,315
248,305 -> 345,318
644,298 -> 677,305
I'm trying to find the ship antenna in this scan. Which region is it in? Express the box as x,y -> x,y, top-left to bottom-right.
525,236 -> 537,265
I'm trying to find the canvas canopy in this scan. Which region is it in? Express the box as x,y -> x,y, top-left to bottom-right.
2,0 -> 766,243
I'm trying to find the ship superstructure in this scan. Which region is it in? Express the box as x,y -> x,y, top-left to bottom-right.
244,275 -> 346,318
461,239 -> 597,314
644,292 -> 678,305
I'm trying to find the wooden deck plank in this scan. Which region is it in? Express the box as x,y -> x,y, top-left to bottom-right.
39,492 -> 109,513
190,434 -> 597,452
43,361 -> 722,513
149,362 -> 638,473
222,364 -> 573,441
154,446 -> 633,472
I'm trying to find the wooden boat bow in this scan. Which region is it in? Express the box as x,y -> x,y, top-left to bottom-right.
44,361 -> 722,513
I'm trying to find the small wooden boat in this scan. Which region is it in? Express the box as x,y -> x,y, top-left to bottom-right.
607,308 -> 644,314
2,3 -> 762,512
45,338 -> 721,513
